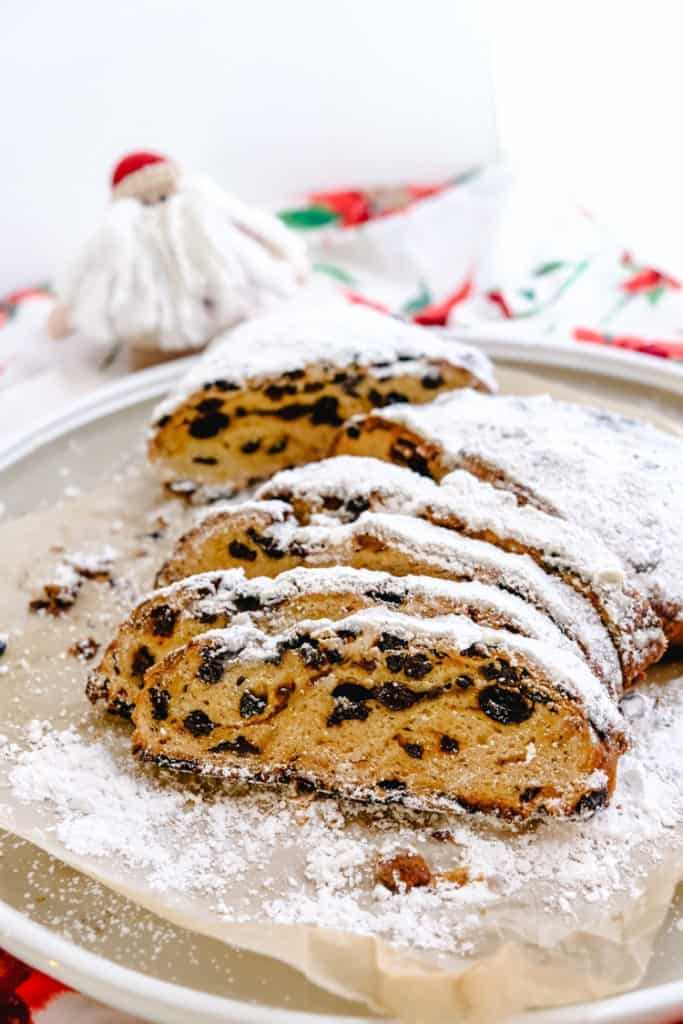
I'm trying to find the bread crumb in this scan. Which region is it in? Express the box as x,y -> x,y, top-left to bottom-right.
375,851 -> 432,893
441,866 -> 470,887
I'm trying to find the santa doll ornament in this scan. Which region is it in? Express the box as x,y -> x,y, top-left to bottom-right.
48,151 -> 309,359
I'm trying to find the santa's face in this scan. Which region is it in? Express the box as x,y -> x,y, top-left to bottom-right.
113,162 -> 179,205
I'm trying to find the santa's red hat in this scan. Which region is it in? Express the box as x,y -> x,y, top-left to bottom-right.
111,151 -> 168,188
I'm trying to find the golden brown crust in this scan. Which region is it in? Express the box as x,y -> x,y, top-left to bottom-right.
131,613 -> 623,820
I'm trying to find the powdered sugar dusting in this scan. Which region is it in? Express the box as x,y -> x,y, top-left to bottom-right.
180,495 -> 622,691
257,455 -> 664,680
151,302 -> 495,424
145,564 -> 579,661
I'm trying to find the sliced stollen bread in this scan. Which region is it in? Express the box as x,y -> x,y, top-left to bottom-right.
155,503 -> 623,695
256,456 -> 666,684
88,565 -> 581,719
131,608 -> 626,820
147,303 -> 495,490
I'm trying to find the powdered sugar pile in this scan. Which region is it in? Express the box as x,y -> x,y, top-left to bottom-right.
2,665 -> 682,957
51,561 -> 81,590
32,546 -> 120,593
65,544 -> 119,576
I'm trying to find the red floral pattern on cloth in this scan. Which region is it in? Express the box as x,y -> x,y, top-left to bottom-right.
0,949 -> 69,1022
279,181 -> 448,229
0,947 -> 143,1021
277,174 -> 683,361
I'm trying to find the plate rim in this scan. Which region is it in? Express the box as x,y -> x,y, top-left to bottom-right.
0,902 -> 366,1024
1,343 -> 682,1024
467,335 -> 683,393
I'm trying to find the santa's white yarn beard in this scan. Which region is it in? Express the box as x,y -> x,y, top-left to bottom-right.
57,175 -> 308,351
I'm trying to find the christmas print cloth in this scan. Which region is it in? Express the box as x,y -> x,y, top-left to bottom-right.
281,164 -> 683,357
1,161 -> 683,420
0,948 -> 140,1022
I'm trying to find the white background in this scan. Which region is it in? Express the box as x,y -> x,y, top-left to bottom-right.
491,0 -> 683,276
1,0 -> 681,291
0,0 -> 497,292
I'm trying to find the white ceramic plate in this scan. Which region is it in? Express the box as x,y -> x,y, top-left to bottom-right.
460,334 -> 683,396
1,347 -> 682,1024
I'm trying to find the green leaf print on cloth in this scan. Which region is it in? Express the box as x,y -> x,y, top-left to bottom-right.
278,206 -> 340,229
313,263 -> 357,285
402,281 -> 433,315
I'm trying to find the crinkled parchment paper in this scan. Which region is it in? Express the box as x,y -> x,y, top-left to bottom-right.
0,373 -> 682,1024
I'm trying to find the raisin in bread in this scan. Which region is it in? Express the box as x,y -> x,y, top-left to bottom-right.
88,565 -> 579,719
156,503 -> 622,693
333,390 -> 683,644
147,303 -> 495,489
132,608 -> 626,819
256,456 -> 665,684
